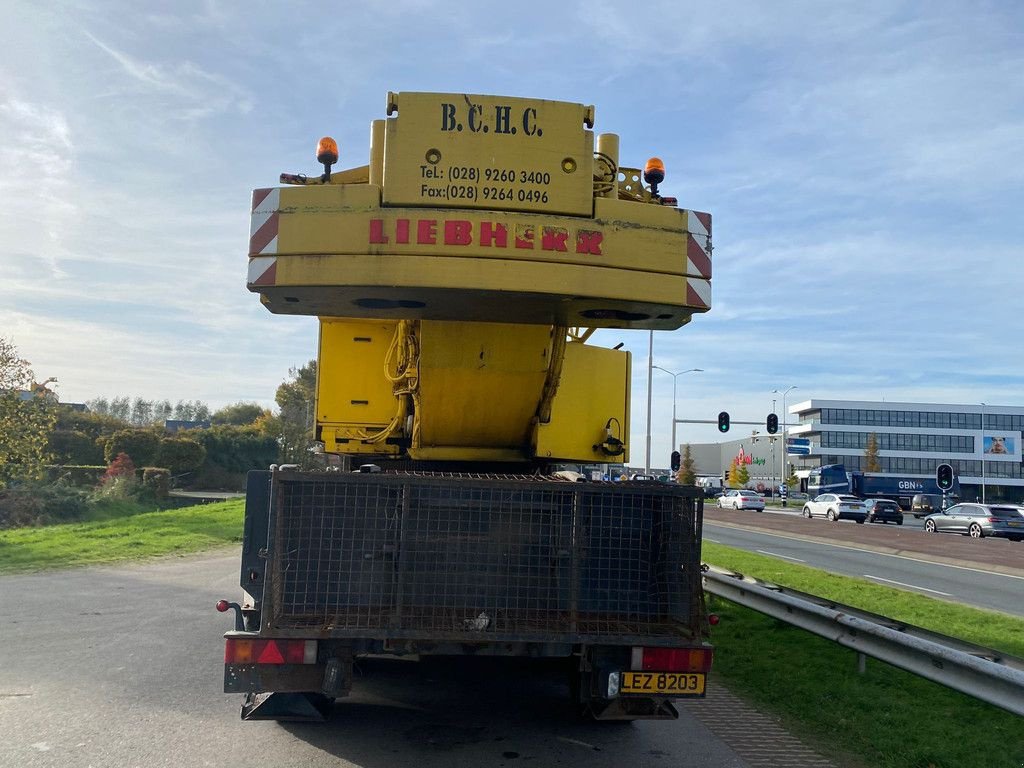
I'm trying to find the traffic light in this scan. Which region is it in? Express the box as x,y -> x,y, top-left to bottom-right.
767,413 -> 779,434
936,463 -> 954,491
671,451 -> 681,472
717,411 -> 730,433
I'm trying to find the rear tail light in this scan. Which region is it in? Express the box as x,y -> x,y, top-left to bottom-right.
224,638 -> 317,665
987,517 -> 1001,523
636,647 -> 713,673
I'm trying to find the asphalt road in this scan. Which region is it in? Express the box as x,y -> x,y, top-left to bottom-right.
705,507 -> 1024,616
0,552 -> 834,768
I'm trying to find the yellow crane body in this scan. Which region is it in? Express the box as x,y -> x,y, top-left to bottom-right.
250,92 -> 712,465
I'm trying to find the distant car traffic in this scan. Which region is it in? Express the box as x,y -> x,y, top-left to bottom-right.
802,494 -> 867,523
716,489 -> 765,511
923,504 -> 1024,540
864,498 -> 904,525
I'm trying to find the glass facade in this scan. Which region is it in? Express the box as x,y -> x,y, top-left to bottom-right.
820,432 -> 974,453
790,402 -> 1024,485
817,407 -> 1024,432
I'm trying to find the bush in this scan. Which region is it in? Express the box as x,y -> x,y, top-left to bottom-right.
48,429 -> 104,465
157,437 -> 206,475
0,483 -> 89,528
46,465 -> 107,488
189,425 -> 278,490
104,429 -> 160,466
141,468 -> 170,499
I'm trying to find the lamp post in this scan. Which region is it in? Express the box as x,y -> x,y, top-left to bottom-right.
773,386 -> 798,490
645,331 -> 653,474
653,366 -> 704,454
980,402 -> 986,503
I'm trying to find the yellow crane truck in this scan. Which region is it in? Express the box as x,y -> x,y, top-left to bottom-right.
218,92 -> 715,722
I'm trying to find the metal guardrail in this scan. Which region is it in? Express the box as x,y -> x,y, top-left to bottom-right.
702,565 -> 1024,717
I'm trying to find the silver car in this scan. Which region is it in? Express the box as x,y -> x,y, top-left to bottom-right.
923,504 -> 1024,540
716,489 -> 765,511
801,493 -> 867,523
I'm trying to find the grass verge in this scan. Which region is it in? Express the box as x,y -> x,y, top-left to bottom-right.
704,542 -> 1024,768
0,499 -> 244,573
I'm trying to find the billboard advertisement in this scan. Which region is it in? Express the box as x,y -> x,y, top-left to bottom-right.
983,436 -> 1016,455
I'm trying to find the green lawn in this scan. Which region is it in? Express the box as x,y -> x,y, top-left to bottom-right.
703,543 -> 1024,768
0,499 -> 244,573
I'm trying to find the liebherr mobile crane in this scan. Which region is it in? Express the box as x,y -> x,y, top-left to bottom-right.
218,92 -> 715,721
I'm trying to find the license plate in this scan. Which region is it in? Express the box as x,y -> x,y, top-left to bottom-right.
621,671 -> 705,695
1008,521 -> 1023,527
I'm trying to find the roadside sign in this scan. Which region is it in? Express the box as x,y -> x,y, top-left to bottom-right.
787,437 -> 810,456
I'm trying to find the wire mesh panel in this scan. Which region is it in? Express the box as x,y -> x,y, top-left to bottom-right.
267,473 -> 702,642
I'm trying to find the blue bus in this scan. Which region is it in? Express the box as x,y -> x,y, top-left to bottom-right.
807,464 -> 960,508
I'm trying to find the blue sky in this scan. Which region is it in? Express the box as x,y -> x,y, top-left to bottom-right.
2,1 -> 1022,466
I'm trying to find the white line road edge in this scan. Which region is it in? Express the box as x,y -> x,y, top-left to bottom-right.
863,574 -> 952,596
755,549 -> 806,563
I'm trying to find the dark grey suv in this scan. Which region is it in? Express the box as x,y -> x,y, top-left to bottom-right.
864,499 -> 903,525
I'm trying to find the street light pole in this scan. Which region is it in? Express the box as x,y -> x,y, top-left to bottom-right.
980,402 -> 986,503
773,386 -> 798,490
653,366 -> 704,456
645,331 -> 653,474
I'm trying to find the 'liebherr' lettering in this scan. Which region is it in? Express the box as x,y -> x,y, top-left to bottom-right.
368,219 -> 602,256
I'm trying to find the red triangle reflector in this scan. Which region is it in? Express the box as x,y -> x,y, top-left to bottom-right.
257,640 -> 285,664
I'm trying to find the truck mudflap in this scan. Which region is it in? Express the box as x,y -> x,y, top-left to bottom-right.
241,692 -> 334,722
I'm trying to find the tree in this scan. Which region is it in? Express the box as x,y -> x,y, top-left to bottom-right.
726,458 -> 740,488
129,397 -> 152,426
274,361 -> 318,467
864,432 -> 881,473
677,444 -> 697,485
727,457 -> 749,488
0,337 -> 57,488
212,402 -> 268,426
109,396 -> 131,422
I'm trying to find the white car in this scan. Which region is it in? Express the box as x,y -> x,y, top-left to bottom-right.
716,489 -> 765,511
801,493 -> 867,523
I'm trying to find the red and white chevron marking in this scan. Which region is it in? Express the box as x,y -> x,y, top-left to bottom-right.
685,210 -> 712,279
686,278 -> 712,310
247,256 -> 277,287
250,188 -> 280,256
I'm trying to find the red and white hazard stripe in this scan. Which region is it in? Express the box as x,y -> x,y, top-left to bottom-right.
684,210 -> 712,279
686,278 -> 712,310
247,256 -> 277,287
250,188 -> 280,256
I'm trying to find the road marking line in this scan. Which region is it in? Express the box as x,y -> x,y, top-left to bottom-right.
704,538 -> 721,543
703,523 -> 1024,581
756,549 -> 806,563
862,574 -> 951,596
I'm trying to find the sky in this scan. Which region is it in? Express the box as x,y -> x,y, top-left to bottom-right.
2,1 -> 1022,468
